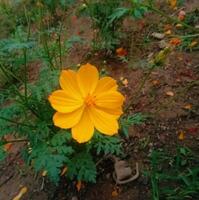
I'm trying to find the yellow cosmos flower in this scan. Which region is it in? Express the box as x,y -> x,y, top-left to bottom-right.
48,63 -> 124,143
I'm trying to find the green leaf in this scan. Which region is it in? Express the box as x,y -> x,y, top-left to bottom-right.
89,132 -> 122,156
29,143 -> 68,183
120,113 -> 147,137
67,151 -> 97,182
0,145 -> 6,161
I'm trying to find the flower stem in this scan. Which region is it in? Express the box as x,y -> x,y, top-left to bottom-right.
0,116 -> 35,128
5,139 -> 28,143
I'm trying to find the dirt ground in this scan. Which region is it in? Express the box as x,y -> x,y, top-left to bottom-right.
0,1 -> 199,200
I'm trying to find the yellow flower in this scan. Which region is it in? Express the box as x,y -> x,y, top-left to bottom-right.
49,63 -> 124,143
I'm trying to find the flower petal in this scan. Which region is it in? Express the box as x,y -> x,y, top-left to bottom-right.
53,107 -> 84,129
88,107 -> 119,136
48,90 -> 83,113
59,70 -> 82,98
95,91 -> 124,110
77,63 -> 99,97
94,77 -> 118,95
72,109 -> 94,143
96,106 -> 123,116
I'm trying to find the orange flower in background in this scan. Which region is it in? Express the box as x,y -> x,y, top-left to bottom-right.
116,47 -> 127,57
49,63 -> 124,143
169,38 -> 181,46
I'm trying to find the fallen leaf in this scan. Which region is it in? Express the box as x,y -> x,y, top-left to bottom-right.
116,47 -> 127,57
178,131 -> 185,140
111,186 -> 121,197
122,79 -> 128,87
164,24 -> 172,31
166,91 -> 174,96
76,181 -> 83,192
152,80 -> 160,86
42,170 -> 47,177
120,76 -> 124,81
176,23 -> 183,28
169,38 -> 181,46
61,166 -> 68,176
169,0 -> 177,9
112,190 -> 119,197
165,30 -> 172,35
4,143 -> 12,151
189,41 -> 198,48
183,104 -> 192,110
12,187 -> 28,200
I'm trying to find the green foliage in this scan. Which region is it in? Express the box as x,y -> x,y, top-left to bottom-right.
67,151 -> 97,182
80,0 -> 128,51
146,147 -> 199,200
27,131 -> 74,183
79,0 -> 148,51
0,144 -> 6,161
41,0 -> 76,14
0,0 -> 126,185
130,0 -> 148,19
120,113 -> 147,137
89,132 -> 122,156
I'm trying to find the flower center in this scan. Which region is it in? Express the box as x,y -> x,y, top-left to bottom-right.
85,94 -> 96,107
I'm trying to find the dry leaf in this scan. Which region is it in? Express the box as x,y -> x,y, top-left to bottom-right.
164,24 -> 172,31
61,166 -> 68,176
169,38 -> 181,46
176,23 -> 183,28
4,143 -> 12,151
165,30 -> 172,35
122,79 -> 128,87
42,170 -> 47,177
169,0 -> 177,9
116,47 -> 127,57
178,131 -> 185,140
183,104 -> 192,110
76,181 -> 83,192
189,41 -> 198,48
112,190 -> 119,197
166,91 -> 174,96
12,187 -> 28,200
152,80 -> 160,86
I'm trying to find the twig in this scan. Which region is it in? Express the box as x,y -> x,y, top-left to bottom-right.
5,139 -> 28,144
0,173 -> 14,188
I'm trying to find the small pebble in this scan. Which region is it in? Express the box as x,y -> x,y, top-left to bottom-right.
71,196 -> 78,200
151,32 -> 165,40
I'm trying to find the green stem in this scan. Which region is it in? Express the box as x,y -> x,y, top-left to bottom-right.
23,49 -> 28,101
169,33 -> 199,39
43,36 -> 55,70
0,116 -> 35,128
0,63 -> 23,84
